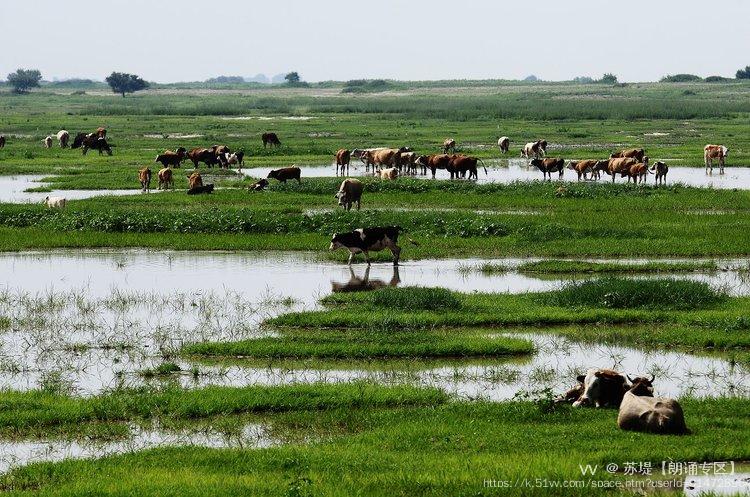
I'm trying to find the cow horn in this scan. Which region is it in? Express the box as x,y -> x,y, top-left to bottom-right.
627,375 -> 635,383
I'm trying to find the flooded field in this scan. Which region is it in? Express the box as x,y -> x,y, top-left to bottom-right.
0,175 -> 148,204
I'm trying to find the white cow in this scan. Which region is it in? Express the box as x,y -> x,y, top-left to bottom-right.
43,136 -> 53,149
617,376 -> 688,434
44,196 -> 66,209
57,130 -> 70,148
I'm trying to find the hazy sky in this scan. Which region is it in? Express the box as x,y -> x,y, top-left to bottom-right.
2,0 -> 748,83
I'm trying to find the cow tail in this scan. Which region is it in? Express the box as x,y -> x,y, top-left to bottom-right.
478,158 -> 488,175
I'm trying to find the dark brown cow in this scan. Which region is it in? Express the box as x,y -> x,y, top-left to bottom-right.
590,160 -> 610,180
450,154 -> 487,180
0,135 -> 5,148
335,149 -> 351,176
268,166 -> 301,183
610,148 -> 645,162
249,178 -> 269,192
415,154 -> 452,178
650,161 -> 668,186
71,133 -> 112,155
155,147 -> 188,168
187,148 -> 221,168
529,158 -> 565,180
262,132 -> 281,147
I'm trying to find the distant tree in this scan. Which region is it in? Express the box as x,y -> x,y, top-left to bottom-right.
105,72 -> 149,97
573,76 -> 594,83
705,75 -> 731,83
7,68 -> 42,93
284,72 -> 301,84
523,75 -> 539,82
660,74 -> 702,83
737,66 -> 750,79
206,75 -> 245,84
598,73 -> 618,84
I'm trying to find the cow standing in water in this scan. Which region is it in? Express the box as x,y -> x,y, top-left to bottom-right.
498,136 -> 510,153
335,149 -> 351,176
650,161 -> 669,185
704,144 -> 728,174
330,226 -> 413,266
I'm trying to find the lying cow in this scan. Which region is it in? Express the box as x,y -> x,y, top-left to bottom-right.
331,266 -> 401,293
529,157 -> 565,180
704,144 -> 728,174
617,376 -> 688,434
572,368 -> 630,408
57,130 -> 69,148
607,157 -> 637,183
187,171 -> 203,189
249,178 -> 269,192
187,183 -> 214,195
139,167 -> 152,192
610,148 -> 645,162
155,147 -> 188,168
650,161 -> 668,186
335,148 -> 351,176
43,136 -> 53,148
262,132 -> 281,147
330,226 -> 410,265
268,166 -> 301,184
44,196 -> 66,209
158,167 -> 174,190
522,140 -> 547,159
379,167 -> 399,180
498,136 -> 510,153
335,178 -> 363,211
443,138 -> 456,154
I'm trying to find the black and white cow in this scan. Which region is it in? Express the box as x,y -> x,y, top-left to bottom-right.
329,226 -> 404,266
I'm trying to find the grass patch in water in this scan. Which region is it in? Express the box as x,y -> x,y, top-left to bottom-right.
546,277 -> 727,310
366,287 -> 461,311
183,329 -> 532,359
517,259 -> 719,274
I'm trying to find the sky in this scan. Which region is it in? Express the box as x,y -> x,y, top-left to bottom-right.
1,0 -> 748,83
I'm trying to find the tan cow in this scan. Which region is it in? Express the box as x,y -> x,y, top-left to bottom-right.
379,167 -> 399,180
626,157 -> 650,184
158,167 -> 173,190
650,161 -> 669,186
522,140 -> 547,159
610,148 -> 645,162
498,136 -> 510,153
607,157 -> 638,183
704,144 -> 728,174
617,376 -> 688,434
443,138 -> 456,154
365,148 -> 402,171
138,167 -> 152,192
335,149 -> 351,176
187,171 -> 203,190
335,178 -> 363,211
567,159 -> 599,181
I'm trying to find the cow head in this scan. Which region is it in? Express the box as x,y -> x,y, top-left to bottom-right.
329,233 -> 345,251
267,170 -> 278,179
722,146 -> 729,158
71,133 -> 87,149
627,375 -> 655,397
572,369 -> 629,408
176,147 -> 187,157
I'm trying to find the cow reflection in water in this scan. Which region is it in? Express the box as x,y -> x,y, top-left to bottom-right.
331,266 -> 401,293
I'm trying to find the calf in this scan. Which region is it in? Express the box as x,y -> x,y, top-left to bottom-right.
330,226 -> 405,265
268,166 -> 301,183
138,167 -> 152,192
262,132 -> 281,147
44,196 -> 66,209
187,171 -> 203,190
607,157 -> 637,183
249,178 -> 269,192
379,167 -> 399,180
187,183 -> 214,195
155,147 -> 188,168
650,161 -> 668,186
335,148 -> 351,176
43,136 -> 53,148
617,376 -> 688,434
443,138 -> 456,154
704,144 -> 728,174
627,157 -> 650,184
158,167 -> 174,190
529,157 -> 565,180
610,148 -> 645,162
335,178 -> 363,211
498,136 -> 510,153
572,368 -> 630,408
57,130 -> 69,148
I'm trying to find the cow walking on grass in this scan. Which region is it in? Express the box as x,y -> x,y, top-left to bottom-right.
139,167 -> 152,192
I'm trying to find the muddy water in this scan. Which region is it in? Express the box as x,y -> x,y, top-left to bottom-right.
0,250 -> 748,397
241,160 -> 750,189
0,175 -> 148,204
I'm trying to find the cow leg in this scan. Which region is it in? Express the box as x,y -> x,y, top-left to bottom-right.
364,251 -> 371,265
390,244 -> 401,266
356,199 -> 360,211
347,252 -> 354,265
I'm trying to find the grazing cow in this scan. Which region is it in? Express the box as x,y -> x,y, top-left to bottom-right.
57,130 -> 70,148
188,183 -> 214,195
44,196 -> 66,209
650,160 -> 668,186
627,157 -> 650,184
443,138 -> 456,154
450,154 -> 487,180
268,166 -> 301,183
416,154 -> 452,178
331,266 -> 401,293
335,149 -> 351,176
335,178 -> 363,211
43,136 -> 53,148
187,171 -> 203,189
155,147 -> 188,168
607,157 -> 638,183
704,144 -> 728,174
379,167 -> 399,180
330,226 -> 409,265
223,151 -> 245,169
572,368 -> 630,408
617,376 -> 688,434
498,136 -> 510,153
158,167 -> 174,190
72,133 -> 112,155
0,135 -> 5,148
567,159 -> 599,181
610,148 -> 645,162
187,148 -> 220,168
96,127 -> 107,138
522,140 -> 547,159
249,178 -> 269,192
262,132 -> 281,147
138,167 -> 152,192
529,157 -> 565,180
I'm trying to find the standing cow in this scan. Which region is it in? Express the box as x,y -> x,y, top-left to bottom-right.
704,144 -> 728,174
268,166 -> 301,183
43,136 -> 53,148
522,140 -> 547,159
262,132 -> 281,148
610,148 -> 645,162
498,136 -> 510,153
0,135 -> 5,148
329,226 -> 407,266
335,178 -> 363,211
158,167 -> 174,190
139,167 -> 152,192
443,138 -> 456,154
650,161 -> 669,186
607,157 -> 637,183
335,149 -> 351,176
57,130 -> 70,148
529,158 -> 565,180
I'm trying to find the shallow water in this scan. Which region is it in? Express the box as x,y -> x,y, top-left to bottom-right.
0,175 -> 147,204
241,160 -> 750,189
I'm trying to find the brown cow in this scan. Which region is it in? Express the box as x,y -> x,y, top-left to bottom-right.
567,159 -> 599,181
157,167 -> 173,190
268,166 -> 301,183
363,148 -> 402,171
607,157 -> 638,183
610,148 -> 645,162
335,149 -> 351,176
450,154 -> 486,180
617,376 -> 688,434
398,151 -> 417,174
650,161 -> 668,186
138,167 -> 152,192
0,135 -> 5,148
187,148 -> 220,168
249,178 -> 269,192
627,157 -> 650,185
590,160 -> 610,180
416,154 -> 452,178
529,157 -> 565,180
443,138 -> 456,154
704,144 -> 728,174
262,132 -> 281,147
335,178 -> 363,211
522,140 -> 547,159
187,171 -> 203,190
498,136 -> 510,153
155,147 -> 188,168
74,133 -> 112,155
